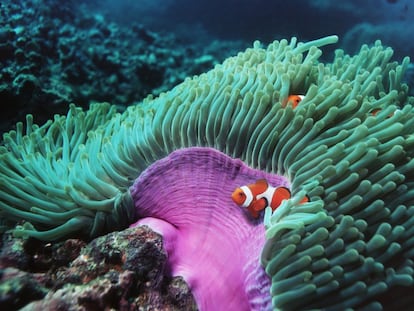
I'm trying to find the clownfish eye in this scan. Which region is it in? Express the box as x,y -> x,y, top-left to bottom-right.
231,187 -> 247,205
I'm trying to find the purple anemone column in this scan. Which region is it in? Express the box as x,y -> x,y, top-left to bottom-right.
130,147 -> 289,310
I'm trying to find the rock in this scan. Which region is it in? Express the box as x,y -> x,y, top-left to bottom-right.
0,232 -> 31,270
0,267 -> 48,310
0,226 -> 198,310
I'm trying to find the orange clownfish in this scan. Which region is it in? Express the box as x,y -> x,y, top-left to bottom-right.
369,108 -> 397,118
231,179 -> 309,218
370,108 -> 382,116
283,95 -> 305,108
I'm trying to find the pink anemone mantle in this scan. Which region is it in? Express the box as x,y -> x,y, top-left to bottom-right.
130,147 -> 289,310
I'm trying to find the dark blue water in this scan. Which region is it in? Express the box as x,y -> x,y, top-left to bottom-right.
0,0 -> 413,134
96,0 -> 414,58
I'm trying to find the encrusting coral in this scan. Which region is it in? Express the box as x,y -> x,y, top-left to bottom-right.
1,35 -> 414,309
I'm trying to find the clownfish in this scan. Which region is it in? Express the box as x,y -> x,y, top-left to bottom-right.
370,108 -> 382,116
369,108 -> 399,118
282,95 -> 305,108
231,179 -> 309,218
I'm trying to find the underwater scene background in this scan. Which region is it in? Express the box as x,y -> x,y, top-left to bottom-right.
1,0 -> 414,310
1,0 -> 413,135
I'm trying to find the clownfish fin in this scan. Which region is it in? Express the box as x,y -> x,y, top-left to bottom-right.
256,179 -> 268,186
248,179 -> 269,195
300,194 -> 310,204
251,198 -> 268,212
248,207 -> 260,218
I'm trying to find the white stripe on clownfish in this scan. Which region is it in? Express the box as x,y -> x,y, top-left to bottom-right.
240,185 -> 253,208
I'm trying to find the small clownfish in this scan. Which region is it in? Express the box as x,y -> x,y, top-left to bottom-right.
370,108 -> 382,116
369,108 -> 397,118
283,95 -> 305,108
231,179 -> 309,218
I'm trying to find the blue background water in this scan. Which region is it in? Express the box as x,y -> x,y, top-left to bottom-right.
0,0 -> 413,134
96,0 -> 413,59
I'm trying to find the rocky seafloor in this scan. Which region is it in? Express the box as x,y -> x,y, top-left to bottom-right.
0,226 -> 198,310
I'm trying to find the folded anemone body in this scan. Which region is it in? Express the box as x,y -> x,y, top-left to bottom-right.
1,35 -> 414,309
130,147 -> 281,310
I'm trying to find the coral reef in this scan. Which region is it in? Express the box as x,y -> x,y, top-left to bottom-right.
0,0 -> 244,134
1,34 -> 414,309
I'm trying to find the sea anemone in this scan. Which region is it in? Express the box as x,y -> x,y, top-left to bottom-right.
130,147 -> 280,310
1,35 -> 414,309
